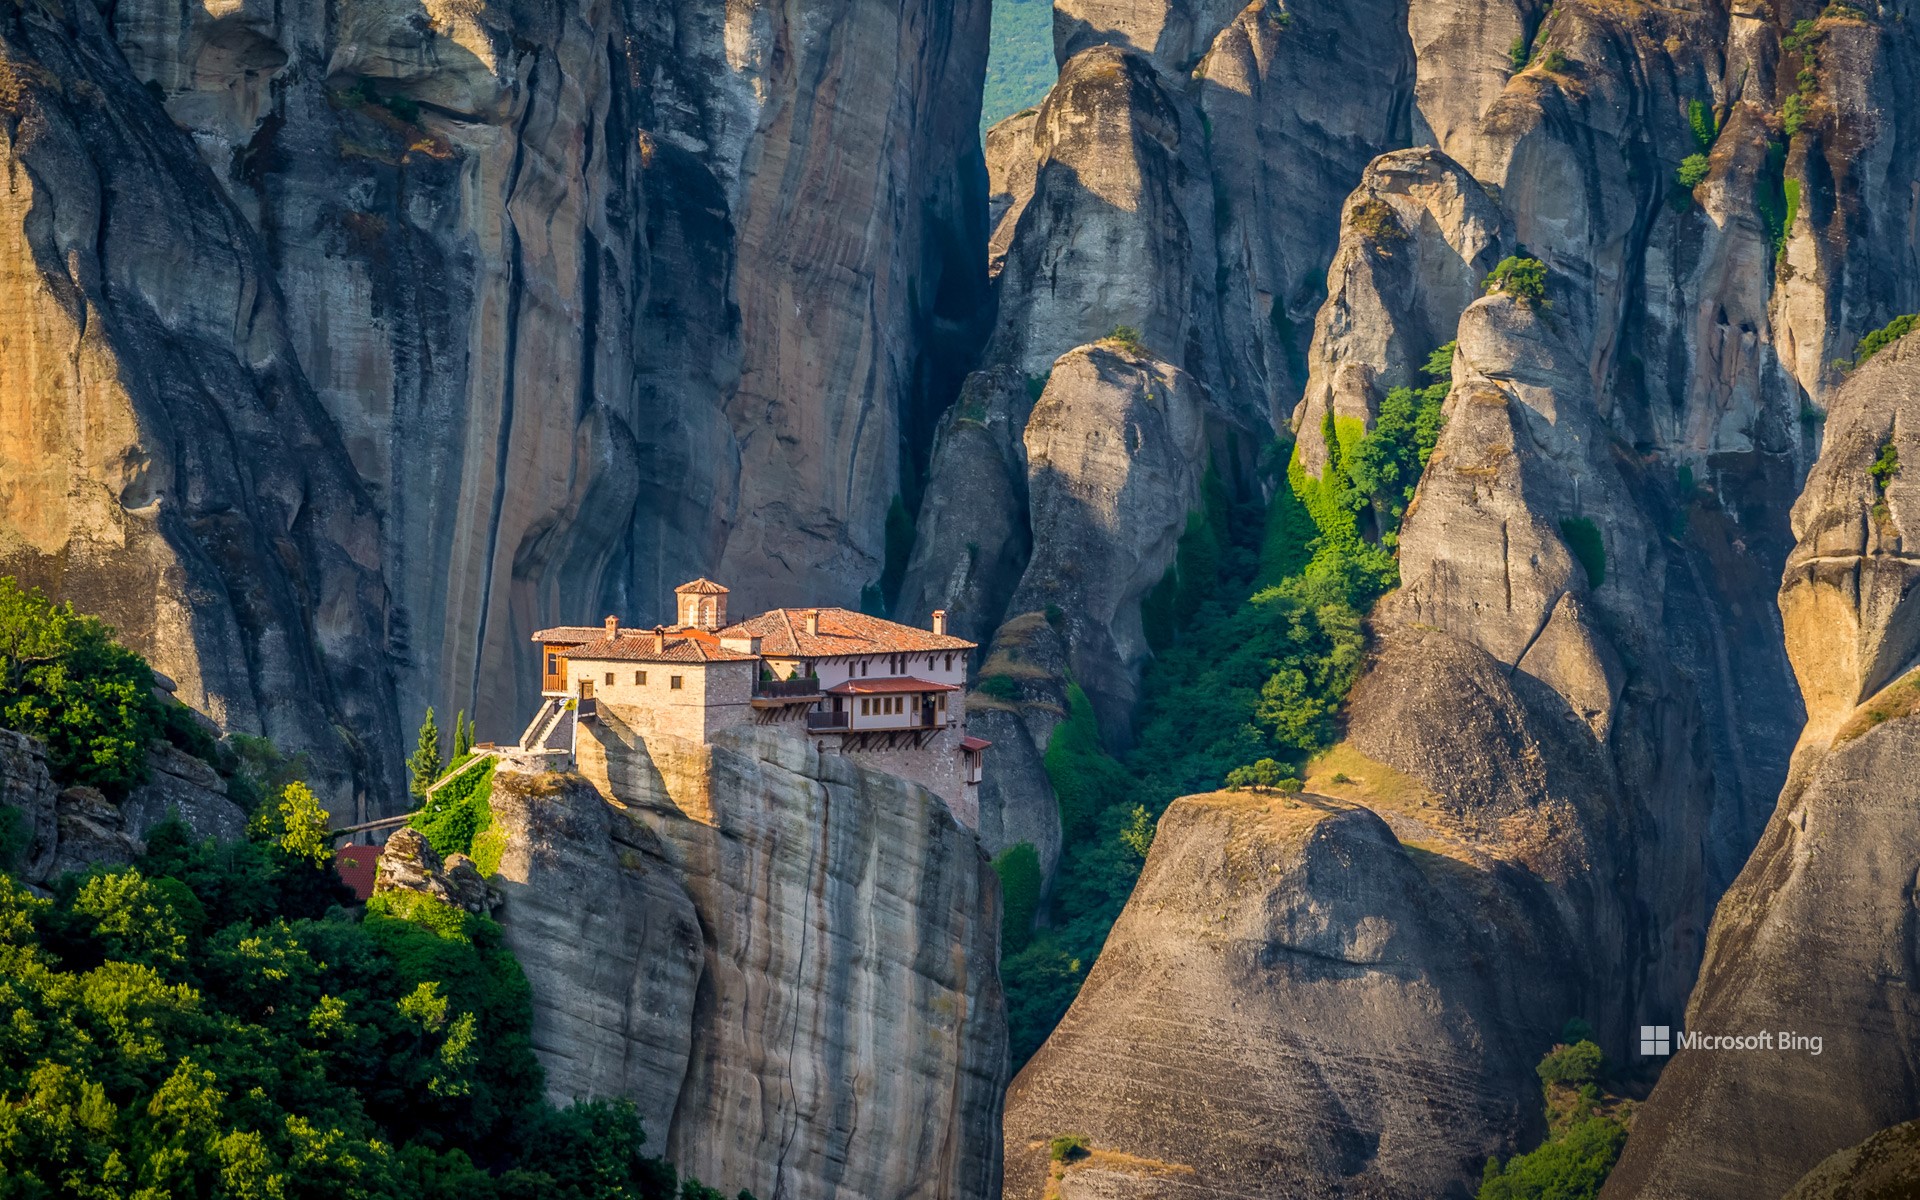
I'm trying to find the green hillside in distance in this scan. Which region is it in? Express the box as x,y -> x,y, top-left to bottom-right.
984,0 -> 1056,130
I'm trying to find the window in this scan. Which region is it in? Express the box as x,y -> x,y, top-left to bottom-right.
945,654 -> 953,671
670,675 -> 683,690
605,672 -> 615,686
547,653 -> 558,674
861,698 -> 870,715
635,671 -> 645,685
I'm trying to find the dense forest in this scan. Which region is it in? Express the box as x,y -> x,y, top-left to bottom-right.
0,581 -> 744,1200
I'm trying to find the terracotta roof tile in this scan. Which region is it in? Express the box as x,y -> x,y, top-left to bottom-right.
675,578 -> 730,595
564,629 -> 756,664
960,736 -> 993,752
531,625 -> 608,646
825,676 -> 960,695
720,608 -> 975,657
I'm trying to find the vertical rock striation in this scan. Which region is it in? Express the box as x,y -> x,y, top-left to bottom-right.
0,4 -> 405,814
492,718 -> 1007,1200
1602,333 -> 1920,1200
3,0 -> 992,807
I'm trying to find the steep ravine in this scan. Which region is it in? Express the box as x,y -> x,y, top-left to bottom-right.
1603,333 -> 1920,1200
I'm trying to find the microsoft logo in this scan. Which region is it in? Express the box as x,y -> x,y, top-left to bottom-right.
1640,1025 -> 1671,1056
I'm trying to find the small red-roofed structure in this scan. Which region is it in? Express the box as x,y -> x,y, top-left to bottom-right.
334,844 -> 382,901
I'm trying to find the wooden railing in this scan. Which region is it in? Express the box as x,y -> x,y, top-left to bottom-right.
806,711 -> 850,731
756,676 -> 823,699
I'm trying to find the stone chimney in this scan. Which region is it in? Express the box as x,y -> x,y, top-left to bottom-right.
653,626 -> 666,653
932,609 -> 948,636
804,610 -> 821,636
605,614 -> 620,638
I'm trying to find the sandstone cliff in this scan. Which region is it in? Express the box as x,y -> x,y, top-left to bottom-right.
0,728 -> 245,885
490,719 -> 1007,1200
1000,0 -> 1920,1190
0,3 -> 406,815
4,0 -> 992,808
1602,333 -> 1920,1200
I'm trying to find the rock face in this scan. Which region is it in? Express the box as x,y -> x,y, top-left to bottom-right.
492,717 -> 1007,1200
1005,782 -> 1557,1198
1003,0 -> 1920,1191
902,0 -> 1420,868
121,744 -> 248,847
1781,1119 -> 1920,1200
0,728 -> 243,885
373,826 -> 501,916
1602,333 -> 1920,1200
0,3 -> 406,815
3,0 -> 992,809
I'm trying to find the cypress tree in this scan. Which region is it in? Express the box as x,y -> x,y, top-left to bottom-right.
452,709 -> 474,759
407,706 -> 442,801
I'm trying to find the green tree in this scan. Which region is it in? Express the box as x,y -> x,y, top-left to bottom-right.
0,577 -> 162,798
1535,1039 -> 1604,1087
409,707 -> 444,802
993,844 -> 1043,954
1675,154 -> 1710,190
1484,256 -> 1549,307
453,710 -> 475,760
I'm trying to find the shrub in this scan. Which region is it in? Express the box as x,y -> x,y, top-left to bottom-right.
0,576 -> 163,799
1478,1117 -> 1627,1200
1349,197 -> 1406,242
1484,256 -> 1549,307
1782,92 -> 1809,137
1851,314 -> 1920,369
1675,153 -> 1710,190
1536,1039 -> 1604,1087
1559,517 -> 1607,588
993,843 -> 1043,954
976,674 -> 1020,703
1226,758 -> 1288,790
1508,35 -> 1530,71
1107,325 -> 1148,355
1871,442 -> 1901,493
1538,48 -> 1569,73
411,758 -> 499,860
1687,98 -> 1717,151
1050,1134 -> 1091,1163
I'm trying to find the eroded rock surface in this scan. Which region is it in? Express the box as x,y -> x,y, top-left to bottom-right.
1603,332 -> 1920,1200
493,718 -> 1007,1200
0,4 -> 406,815
7,0 -> 992,808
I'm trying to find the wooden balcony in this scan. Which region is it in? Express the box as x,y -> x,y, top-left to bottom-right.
806,711 -> 851,731
756,676 -> 825,701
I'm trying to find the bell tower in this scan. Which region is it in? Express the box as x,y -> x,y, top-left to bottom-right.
674,578 -> 730,631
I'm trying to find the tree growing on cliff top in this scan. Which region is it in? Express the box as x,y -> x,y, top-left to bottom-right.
0,576 -> 162,798
1484,256 -> 1549,307
409,706 -> 444,802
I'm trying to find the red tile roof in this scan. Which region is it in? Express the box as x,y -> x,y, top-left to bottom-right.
334,845 -> 382,901
675,578 -> 729,594
721,608 -> 975,657
825,676 -> 961,696
564,628 -> 757,664
531,625 -> 609,646
960,736 -> 993,752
